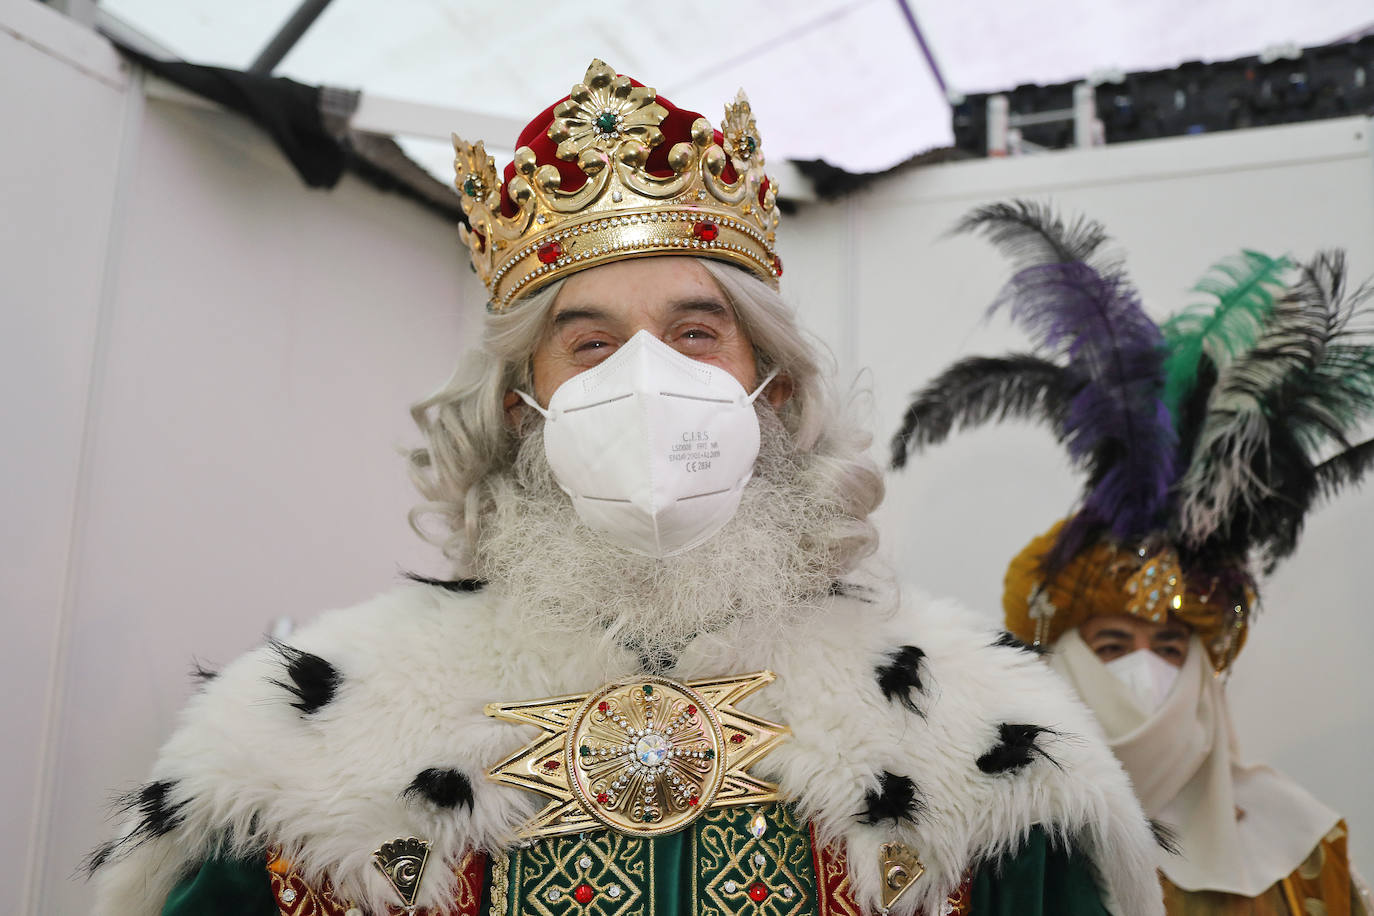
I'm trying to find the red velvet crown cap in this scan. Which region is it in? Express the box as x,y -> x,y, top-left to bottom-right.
500,77 -> 739,217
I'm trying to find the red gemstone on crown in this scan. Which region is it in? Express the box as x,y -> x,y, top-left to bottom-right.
543,759 -> 560,770
772,254 -> 784,276
730,733 -> 746,744
538,241 -> 563,264
749,883 -> 769,902
597,701 -> 609,713
686,704 -> 697,715
596,792 -> 609,804
692,221 -> 719,242
688,794 -> 700,806
574,884 -> 595,905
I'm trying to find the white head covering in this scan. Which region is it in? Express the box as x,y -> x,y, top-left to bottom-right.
1050,629 -> 1339,895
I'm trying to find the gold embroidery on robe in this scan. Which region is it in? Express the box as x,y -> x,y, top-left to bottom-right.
1159,821 -> 1363,916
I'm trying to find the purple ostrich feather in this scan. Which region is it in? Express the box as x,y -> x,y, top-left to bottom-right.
995,262 -> 1176,571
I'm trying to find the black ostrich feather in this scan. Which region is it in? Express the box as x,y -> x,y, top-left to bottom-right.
1231,422 -> 1318,570
1171,356 -> 1219,473
951,199 -> 1110,270
891,354 -> 1078,468
1315,437 -> 1374,500
1282,346 -> 1374,452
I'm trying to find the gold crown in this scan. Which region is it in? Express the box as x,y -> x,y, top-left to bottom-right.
452,59 -> 782,311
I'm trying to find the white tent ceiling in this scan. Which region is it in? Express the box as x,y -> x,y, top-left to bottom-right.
104,0 -> 1373,174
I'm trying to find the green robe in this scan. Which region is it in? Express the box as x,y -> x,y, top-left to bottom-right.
163,819 -> 1109,916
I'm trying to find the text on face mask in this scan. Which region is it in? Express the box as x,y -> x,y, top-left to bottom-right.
669,435 -> 721,472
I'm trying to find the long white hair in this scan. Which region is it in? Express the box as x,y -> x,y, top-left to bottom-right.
407,258 -> 883,573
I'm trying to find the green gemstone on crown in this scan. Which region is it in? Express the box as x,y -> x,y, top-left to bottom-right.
462,176 -> 480,197
744,136 -> 757,154
643,684 -> 654,696
595,111 -> 619,133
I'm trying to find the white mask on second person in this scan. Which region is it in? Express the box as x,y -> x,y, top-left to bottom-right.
1105,648 -> 1182,713
516,330 -> 778,558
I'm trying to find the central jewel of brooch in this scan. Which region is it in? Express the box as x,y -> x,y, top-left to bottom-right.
486,672 -> 788,839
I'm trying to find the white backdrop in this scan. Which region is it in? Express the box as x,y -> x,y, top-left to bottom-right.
5,4 -> 1373,913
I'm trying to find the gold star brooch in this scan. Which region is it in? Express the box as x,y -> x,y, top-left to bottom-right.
485,672 -> 789,839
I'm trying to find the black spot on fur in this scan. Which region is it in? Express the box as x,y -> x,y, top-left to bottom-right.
637,645 -> 678,675
992,630 -> 1045,656
82,780 -> 187,876
829,581 -> 874,602
268,640 -> 340,714
190,658 -> 218,683
875,645 -> 927,715
81,839 -> 119,876
858,771 -> 922,825
404,768 -> 475,811
403,572 -> 487,592
976,723 -> 1061,774
1150,818 -> 1181,856
131,780 -> 184,836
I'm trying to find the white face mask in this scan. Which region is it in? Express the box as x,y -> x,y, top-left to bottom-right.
1104,648 -> 1182,713
516,330 -> 778,558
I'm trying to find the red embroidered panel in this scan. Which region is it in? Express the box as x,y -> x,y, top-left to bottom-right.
807,824 -> 971,916
267,848 -> 487,916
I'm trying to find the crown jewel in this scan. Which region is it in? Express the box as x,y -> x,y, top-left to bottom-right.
453,60 -> 782,311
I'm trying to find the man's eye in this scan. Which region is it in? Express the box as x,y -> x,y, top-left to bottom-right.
1093,643 -> 1126,661
576,340 -> 611,352
674,328 -> 718,352
1155,646 -> 1183,661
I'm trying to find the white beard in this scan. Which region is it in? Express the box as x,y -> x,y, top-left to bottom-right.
471,407 -> 851,667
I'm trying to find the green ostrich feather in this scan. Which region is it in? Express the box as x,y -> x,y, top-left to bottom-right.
1160,250 -> 1292,420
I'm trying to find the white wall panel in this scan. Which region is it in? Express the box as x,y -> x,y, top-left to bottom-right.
0,4 -> 130,910
41,96 -> 483,912
786,116 -> 1374,880
10,48 -> 485,915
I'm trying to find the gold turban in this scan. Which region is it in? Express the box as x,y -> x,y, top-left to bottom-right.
1003,519 -> 1252,673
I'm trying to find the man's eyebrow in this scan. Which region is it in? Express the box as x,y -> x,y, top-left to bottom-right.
668,297 -> 729,317
550,306 -> 610,328
1090,628 -> 1133,641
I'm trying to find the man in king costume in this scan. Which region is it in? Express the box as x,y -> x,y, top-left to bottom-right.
893,203 -> 1374,915
88,63 -> 1164,916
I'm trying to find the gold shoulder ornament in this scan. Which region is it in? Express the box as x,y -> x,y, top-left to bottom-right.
485,671 -> 789,840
